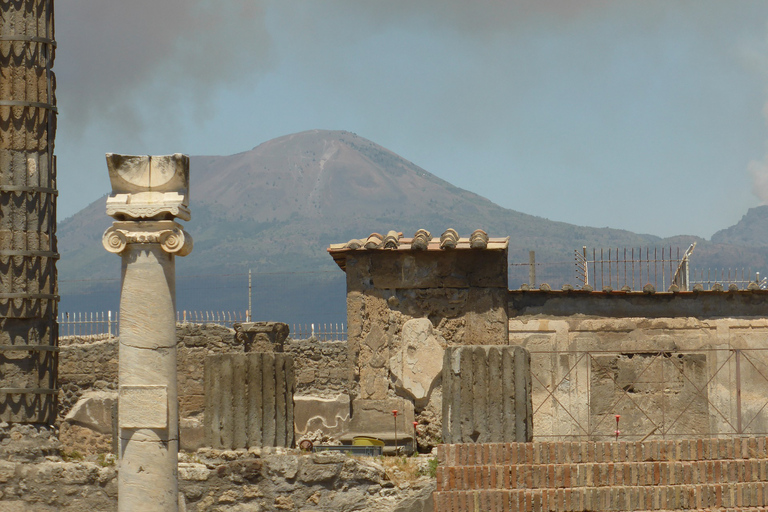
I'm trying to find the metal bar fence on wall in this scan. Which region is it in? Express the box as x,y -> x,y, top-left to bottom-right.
57,311 -> 117,338
509,245 -> 700,292
291,323 -> 347,341
689,268 -> 767,290
57,311 -> 347,341
574,246 -> 689,292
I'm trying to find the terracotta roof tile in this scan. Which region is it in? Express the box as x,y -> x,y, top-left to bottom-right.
328,228 -> 509,271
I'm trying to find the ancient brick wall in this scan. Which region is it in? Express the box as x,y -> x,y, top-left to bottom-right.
435,437 -> 768,511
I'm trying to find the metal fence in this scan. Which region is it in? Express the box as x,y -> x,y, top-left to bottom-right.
58,311 -> 117,338
290,323 -> 347,341
509,245 -> 698,291
690,268 -> 767,290
57,311 -> 347,341
574,244 -> 695,291
176,310 -> 248,328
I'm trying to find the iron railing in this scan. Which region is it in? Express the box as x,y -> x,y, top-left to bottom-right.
290,323 -> 347,341
57,311 -> 347,341
690,268 -> 767,290
574,244 -> 695,291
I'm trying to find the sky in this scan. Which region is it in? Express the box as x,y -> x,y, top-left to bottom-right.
53,0 -> 768,239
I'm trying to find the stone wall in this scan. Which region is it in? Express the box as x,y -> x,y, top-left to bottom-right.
289,338 -> 353,441
346,249 -> 509,404
58,324 -> 239,452
508,289 -> 768,441
0,449 -> 436,512
59,323 -> 238,420
58,324 -> 352,452
290,339 -> 350,397
328,233 -> 510,450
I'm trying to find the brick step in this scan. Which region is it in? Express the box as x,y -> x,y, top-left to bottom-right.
433,482 -> 768,512
438,438 -> 768,467
437,459 -> 768,491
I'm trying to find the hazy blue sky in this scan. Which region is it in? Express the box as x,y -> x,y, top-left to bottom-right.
55,1 -> 768,238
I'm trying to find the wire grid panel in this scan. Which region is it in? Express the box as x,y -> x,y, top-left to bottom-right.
528,348 -> 768,441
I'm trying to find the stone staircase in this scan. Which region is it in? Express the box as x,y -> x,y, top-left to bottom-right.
434,437 -> 768,511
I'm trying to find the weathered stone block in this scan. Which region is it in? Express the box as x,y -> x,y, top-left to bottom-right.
293,394 -> 351,437
119,385 -> 168,429
179,417 -> 205,452
204,353 -> 295,449
442,345 -> 532,444
63,390 -> 116,435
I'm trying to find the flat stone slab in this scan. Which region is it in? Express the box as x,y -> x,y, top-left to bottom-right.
294,394 -> 351,436
119,385 -> 168,429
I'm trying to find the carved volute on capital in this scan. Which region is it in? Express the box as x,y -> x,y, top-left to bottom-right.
102,221 -> 193,256
103,153 -> 193,258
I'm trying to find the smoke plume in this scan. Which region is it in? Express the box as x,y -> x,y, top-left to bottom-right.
55,0 -> 271,142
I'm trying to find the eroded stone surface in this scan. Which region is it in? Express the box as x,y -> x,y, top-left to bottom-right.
64,390 -> 116,435
119,385 -> 168,429
390,318 -> 445,408
293,395 -> 350,437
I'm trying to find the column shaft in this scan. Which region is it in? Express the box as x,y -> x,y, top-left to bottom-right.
118,244 -> 178,512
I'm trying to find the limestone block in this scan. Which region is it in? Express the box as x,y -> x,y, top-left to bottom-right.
179,417 -> 205,452
442,345 -> 532,444
389,318 -> 445,408
293,394 -> 351,436
119,385 -> 168,429
346,397 -> 414,442
63,390 -> 117,435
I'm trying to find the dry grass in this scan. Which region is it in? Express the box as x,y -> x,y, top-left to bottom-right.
379,455 -> 437,486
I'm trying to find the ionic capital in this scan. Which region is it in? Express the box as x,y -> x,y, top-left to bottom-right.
103,220 -> 193,257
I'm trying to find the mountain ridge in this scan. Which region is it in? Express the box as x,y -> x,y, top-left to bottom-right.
56,129 -> 768,320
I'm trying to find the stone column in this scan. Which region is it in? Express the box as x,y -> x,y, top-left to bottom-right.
0,0 -> 59,425
102,154 -> 192,512
442,345 -> 533,444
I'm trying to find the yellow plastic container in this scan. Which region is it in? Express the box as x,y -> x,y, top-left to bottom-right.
352,436 -> 385,447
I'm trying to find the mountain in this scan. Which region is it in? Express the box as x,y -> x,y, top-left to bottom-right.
711,206 -> 768,247
57,130 -> 768,322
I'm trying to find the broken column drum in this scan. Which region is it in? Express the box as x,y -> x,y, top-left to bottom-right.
204,352 -> 295,450
0,0 -> 59,424
442,345 -> 533,444
103,154 -> 192,512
